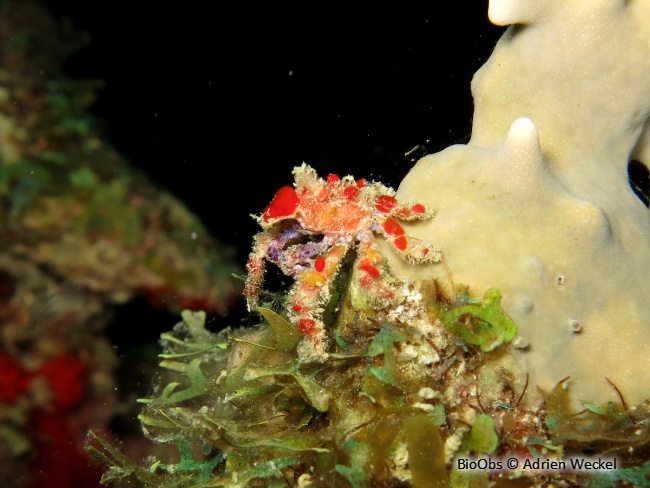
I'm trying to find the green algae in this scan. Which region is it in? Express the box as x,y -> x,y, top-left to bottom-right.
366,322 -> 406,386
88,277 -> 650,488
439,288 -> 516,352
149,437 -> 224,482
335,439 -> 369,488
463,414 -> 498,454
404,414 -> 448,487
588,460 -> 650,487
257,307 -> 303,351
85,257 -> 650,488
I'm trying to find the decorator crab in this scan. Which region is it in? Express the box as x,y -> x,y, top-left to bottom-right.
244,164 -> 441,347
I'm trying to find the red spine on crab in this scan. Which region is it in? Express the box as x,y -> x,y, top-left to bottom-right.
410,203 -> 426,214
393,202 -> 430,220
314,257 -> 326,273
382,217 -> 405,236
375,195 -> 397,213
343,186 -> 359,200
263,186 -> 300,222
327,174 -> 340,184
359,261 -> 381,279
393,236 -> 408,251
298,318 -> 317,335
358,248 -> 382,279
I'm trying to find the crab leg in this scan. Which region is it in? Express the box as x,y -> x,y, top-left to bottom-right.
243,231 -> 273,311
288,243 -> 348,336
379,216 -> 442,264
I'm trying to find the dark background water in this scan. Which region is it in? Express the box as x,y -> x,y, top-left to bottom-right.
42,0 -> 504,264
31,1 -> 506,435
33,0 -> 506,358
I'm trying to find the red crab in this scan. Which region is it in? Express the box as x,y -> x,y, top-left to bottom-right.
244,164 -> 441,349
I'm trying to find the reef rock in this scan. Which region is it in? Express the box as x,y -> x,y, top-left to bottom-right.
386,0 -> 650,406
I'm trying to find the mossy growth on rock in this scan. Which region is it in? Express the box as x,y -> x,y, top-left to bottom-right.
88,260 -> 650,487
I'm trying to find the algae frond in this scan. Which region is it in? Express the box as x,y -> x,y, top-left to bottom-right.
87,249 -> 650,487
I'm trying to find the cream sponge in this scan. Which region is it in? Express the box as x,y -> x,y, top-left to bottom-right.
386,0 -> 650,406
